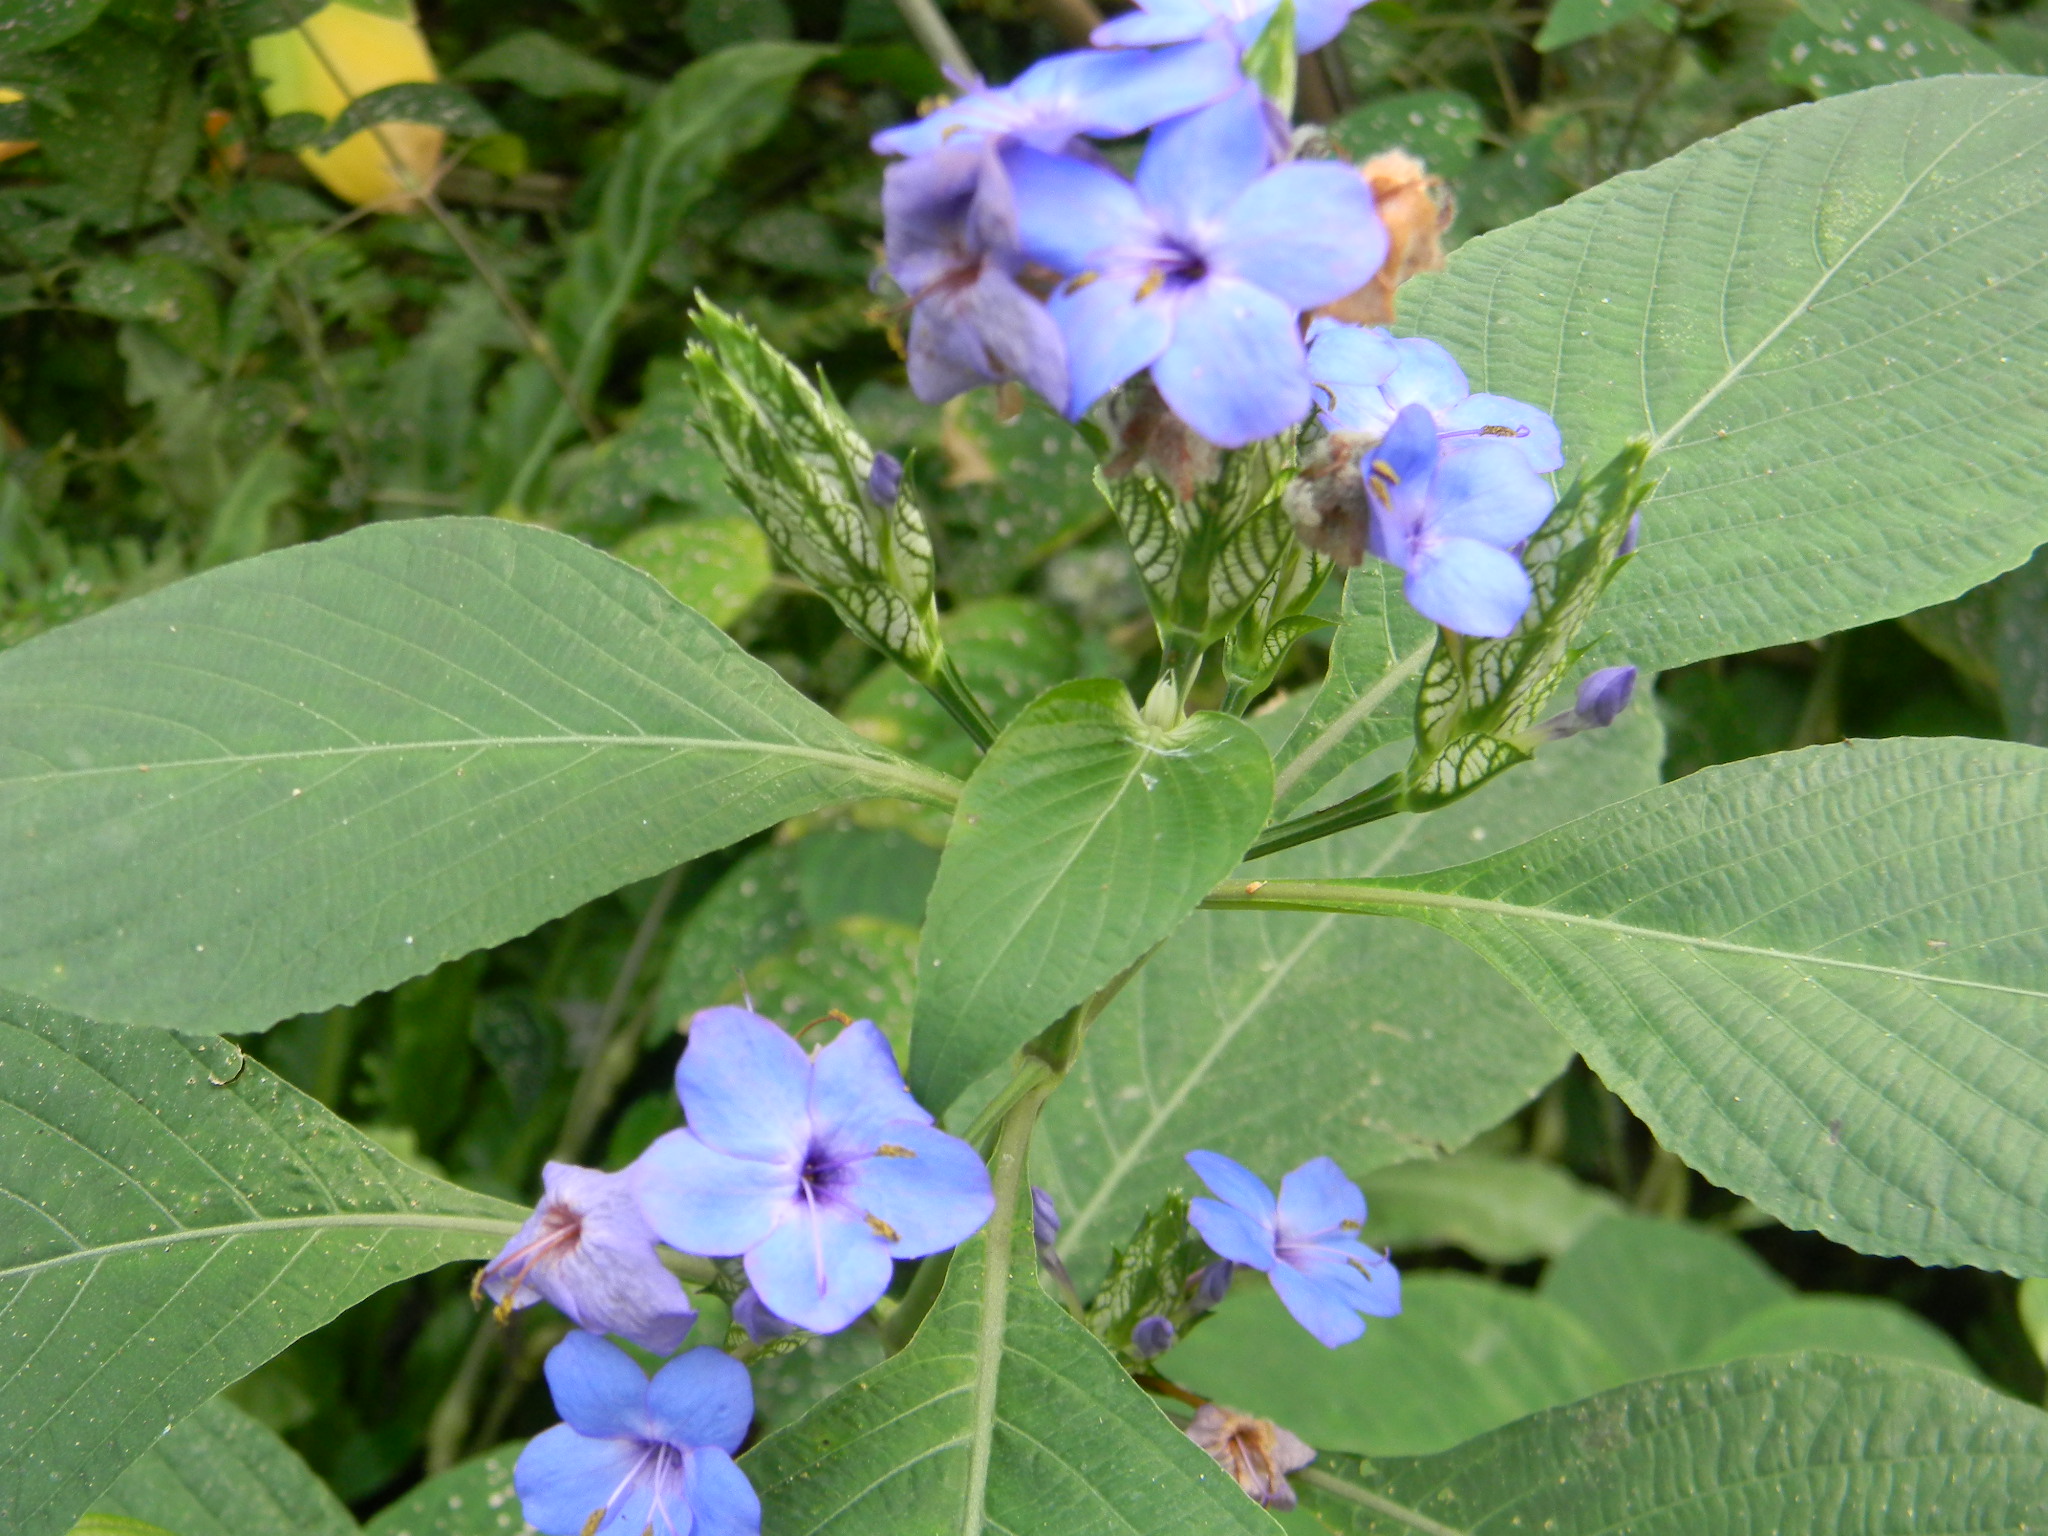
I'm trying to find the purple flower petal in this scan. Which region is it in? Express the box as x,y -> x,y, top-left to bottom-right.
636,1129 -> 794,1256
675,1008 -> 811,1160
906,266 -> 1070,411
1131,1314 -> 1178,1358
1151,275 -> 1309,446
1307,320 -> 1400,435
1275,1155 -> 1366,1240
809,1019 -> 930,1150
842,1118 -> 996,1257
1377,336 -> 1470,416
1268,1260 -> 1369,1348
1046,268 -> 1178,418
745,1201 -> 896,1334
1189,1196 -> 1279,1268
683,1447 -> 763,1536
1092,0 -> 1230,47
1210,161 -> 1385,309
646,1347 -> 755,1456
1185,1149 -> 1278,1219
1136,84 -> 1273,230
1428,441 -> 1553,548
514,1423 -> 648,1536
1405,536 -> 1533,637
543,1332 -> 651,1442
1363,403 -> 1442,565
1439,392 -> 1564,474
1574,665 -> 1638,727
1007,145 -> 1156,274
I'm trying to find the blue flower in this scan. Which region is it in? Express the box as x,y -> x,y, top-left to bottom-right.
514,1333 -> 758,1536
882,146 -> 1070,408
871,43 -> 1240,159
1306,319 -> 1562,474
1009,85 -> 1385,446
1356,401 -> 1552,637
1525,664 -> 1639,744
637,1007 -> 995,1334
1184,1150 -> 1400,1348
1093,0 -> 1372,55
478,1162 -> 697,1355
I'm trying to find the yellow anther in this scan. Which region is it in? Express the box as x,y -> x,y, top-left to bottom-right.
875,1143 -> 917,1158
866,1213 -> 901,1242
1135,270 -> 1165,301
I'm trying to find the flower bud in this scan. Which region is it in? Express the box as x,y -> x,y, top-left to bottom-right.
1130,1314 -> 1177,1359
1574,664 -> 1638,728
1192,1259 -> 1235,1310
1031,1185 -> 1062,1248
734,1286 -> 799,1343
249,0 -> 443,211
866,450 -> 905,509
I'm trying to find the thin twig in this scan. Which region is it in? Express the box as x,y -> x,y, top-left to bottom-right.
889,0 -> 980,80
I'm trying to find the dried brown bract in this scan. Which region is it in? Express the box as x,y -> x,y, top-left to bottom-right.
1185,1404 -> 1317,1511
1313,150 -> 1454,328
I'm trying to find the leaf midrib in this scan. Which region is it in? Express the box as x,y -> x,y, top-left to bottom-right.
1273,639 -> 1431,804
0,734 -> 959,805
1,1210 -> 523,1283
1218,884 -> 2048,1003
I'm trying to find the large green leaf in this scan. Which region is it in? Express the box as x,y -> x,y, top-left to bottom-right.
741,1128 -> 1280,1536
90,1397 -> 357,1536
1354,1154 -> 1620,1264
1400,76 -> 2048,675
1294,1355 -> 2048,1534
1162,1277 -> 1626,1457
1770,0 -> 2012,98
1695,1296 -> 1980,1378
1219,737 -> 2048,1274
0,517 -> 954,1032
1038,706 -> 1664,1286
1537,1214 -> 1786,1376
0,995 -> 521,1536
361,1445 -> 532,1536
909,681 -> 1273,1112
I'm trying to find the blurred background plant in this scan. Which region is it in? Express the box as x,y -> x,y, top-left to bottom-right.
5,0 -> 2045,1517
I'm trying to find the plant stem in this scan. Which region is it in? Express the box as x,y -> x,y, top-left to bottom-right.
920,651 -> 1001,752
423,1319 -> 498,1475
552,865 -> 686,1164
889,0 -> 979,80
1244,770 -> 1405,860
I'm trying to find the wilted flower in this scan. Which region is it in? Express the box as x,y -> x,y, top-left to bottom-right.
637,1007 -> 995,1334
1010,85 -> 1385,446
1311,151 -> 1453,328
1184,1150 -> 1400,1348
1185,1404 -> 1316,1509
514,1333 -> 758,1536
476,1161 -> 697,1354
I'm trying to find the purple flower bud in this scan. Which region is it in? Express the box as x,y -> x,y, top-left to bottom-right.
1192,1259 -> 1235,1310
734,1286 -> 799,1344
1032,1186 -> 1062,1247
1618,511 -> 1642,559
1130,1314 -> 1177,1359
866,451 -> 904,508
1574,665 -> 1637,728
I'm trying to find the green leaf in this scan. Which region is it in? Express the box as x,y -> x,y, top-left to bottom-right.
1166,1277 -> 1625,1457
745,915 -> 920,1058
0,994 -> 521,1536
610,512 -> 773,629
480,43 -> 824,512
0,0 -> 110,53
1039,705 -> 1664,1286
1995,547 -> 2048,746
1535,0 -> 1672,51
1223,737 -> 2048,1274
1694,1296 -> 1981,1377
1270,565 -> 1432,817
319,82 -> 500,150
741,1142 -> 1281,1536
930,392 -> 1106,596
1354,1153 -> 1621,1264
455,29 -> 648,100
1770,0 -> 2011,97
1398,77 -> 2048,675
361,1444 -> 533,1536
1328,91 -> 1488,177
90,1396 -> 357,1536
0,517 -> 954,1033
72,255 -> 220,362
1538,1214 -> 1788,1376
1293,1355 -> 2048,1534
909,681 -> 1274,1111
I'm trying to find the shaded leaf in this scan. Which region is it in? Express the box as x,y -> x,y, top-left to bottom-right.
0,994 -> 521,1536
1695,1296 -> 1980,1378
1536,0 -> 1671,51
1356,1154 -> 1621,1263
360,1444 -> 533,1536
610,512 -> 773,629
1770,0 -> 2011,97
318,82 -> 499,150
1328,90 -> 1488,176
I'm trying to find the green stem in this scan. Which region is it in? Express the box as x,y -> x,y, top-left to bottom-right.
919,651 -> 1000,753
888,0 -> 977,81
1244,771 -> 1405,860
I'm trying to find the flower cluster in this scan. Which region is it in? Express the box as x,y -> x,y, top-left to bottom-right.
871,9 -> 1579,639
485,1007 -> 993,1536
